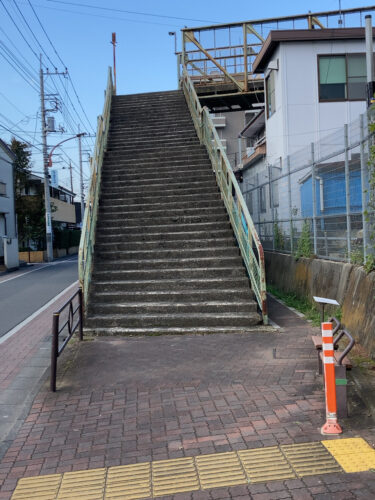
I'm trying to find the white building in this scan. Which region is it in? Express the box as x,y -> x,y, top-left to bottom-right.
238,27 -> 373,243
252,27 -> 371,165
0,140 -> 19,270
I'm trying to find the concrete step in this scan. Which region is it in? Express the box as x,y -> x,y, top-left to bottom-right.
83,325 -> 263,336
90,288 -> 251,303
95,229 -> 234,244
96,221 -> 231,236
96,247 -> 240,261
110,113 -> 191,123
102,160 -> 212,174
104,146 -> 206,160
98,205 -> 225,219
109,123 -> 196,135
100,185 -> 219,201
101,170 -> 215,185
84,311 -> 261,329
94,256 -> 243,271
100,178 -> 216,195
103,154 -> 210,166
99,200 -> 224,215
94,236 -> 236,252
103,151 -> 208,163
106,140 -> 202,153
97,214 -> 228,230
89,301 -> 257,316
90,276 -> 250,293
110,118 -> 194,128
92,267 -> 245,281
102,167 -> 212,182
98,193 -> 221,209
107,130 -> 197,141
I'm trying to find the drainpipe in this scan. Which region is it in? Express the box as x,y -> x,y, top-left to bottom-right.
237,134 -> 243,169
365,15 -> 375,107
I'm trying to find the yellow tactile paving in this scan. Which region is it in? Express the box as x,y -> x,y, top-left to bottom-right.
57,468 -> 106,499
11,438 -> 375,500
239,446 -> 296,482
195,451 -> 247,489
152,456 -> 200,496
11,474 -> 62,500
281,442 -> 342,476
322,437 -> 375,473
105,463 -> 151,500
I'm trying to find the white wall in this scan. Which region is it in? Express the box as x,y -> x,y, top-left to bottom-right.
0,148 -> 16,238
265,39 -> 369,167
0,147 -> 19,269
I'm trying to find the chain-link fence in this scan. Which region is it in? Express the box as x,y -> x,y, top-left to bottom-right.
241,109 -> 375,264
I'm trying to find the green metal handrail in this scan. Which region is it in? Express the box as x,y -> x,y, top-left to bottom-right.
181,68 -> 268,324
78,67 -> 114,307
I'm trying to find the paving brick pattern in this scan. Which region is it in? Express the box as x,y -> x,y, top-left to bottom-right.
1,296 -> 375,499
0,282 -> 77,391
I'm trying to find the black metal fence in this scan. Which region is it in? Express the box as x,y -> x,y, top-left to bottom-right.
50,287 -> 83,391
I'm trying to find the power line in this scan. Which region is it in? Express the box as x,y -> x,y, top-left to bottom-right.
12,0 -> 57,70
46,0 -> 219,23
27,0 -> 65,68
0,0 -> 40,61
0,43 -> 40,91
27,0 -> 95,133
0,90 -> 32,117
0,122 -> 42,151
34,2 -> 185,28
3,0 -> 95,138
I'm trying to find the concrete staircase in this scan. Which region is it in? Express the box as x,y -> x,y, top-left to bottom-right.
85,90 -> 261,335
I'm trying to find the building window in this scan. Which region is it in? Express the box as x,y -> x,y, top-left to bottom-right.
0,182 -> 6,196
266,71 -> 276,117
319,54 -> 366,101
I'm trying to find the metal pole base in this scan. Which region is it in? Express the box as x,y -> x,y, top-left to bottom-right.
321,420 -> 342,435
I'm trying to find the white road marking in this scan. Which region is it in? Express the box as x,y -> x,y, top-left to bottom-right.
0,280 -> 79,345
0,257 -> 77,285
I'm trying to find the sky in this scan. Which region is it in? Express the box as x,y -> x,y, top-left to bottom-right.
1,0 -> 375,196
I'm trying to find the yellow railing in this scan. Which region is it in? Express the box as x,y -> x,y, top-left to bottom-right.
182,68 -> 268,324
78,67 -> 113,307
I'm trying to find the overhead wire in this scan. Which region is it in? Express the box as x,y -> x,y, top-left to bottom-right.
12,0 -> 57,70
46,0 -> 220,23
26,0 -> 95,133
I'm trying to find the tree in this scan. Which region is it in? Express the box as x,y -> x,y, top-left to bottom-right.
10,138 -> 46,250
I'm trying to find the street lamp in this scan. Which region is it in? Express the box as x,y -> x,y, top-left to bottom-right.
48,133 -> 85,167
47,132 -> 86,243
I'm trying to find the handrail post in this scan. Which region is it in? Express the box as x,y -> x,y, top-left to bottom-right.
50,313 -> 59,392
78,286 -> 83,341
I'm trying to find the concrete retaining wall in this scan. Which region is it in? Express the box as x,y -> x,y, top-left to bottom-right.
265,251 -> 375,356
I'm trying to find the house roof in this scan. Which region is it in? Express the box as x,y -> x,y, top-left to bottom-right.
28,172 -> 76,196
0,139 -> 16,161
252,27 -> 374,73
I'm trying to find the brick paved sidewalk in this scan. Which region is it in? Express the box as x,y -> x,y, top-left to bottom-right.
1,296 -> 375,499
0,281 -> 78,462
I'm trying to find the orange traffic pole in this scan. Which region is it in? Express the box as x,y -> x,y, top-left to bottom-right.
321,322 -> 342,435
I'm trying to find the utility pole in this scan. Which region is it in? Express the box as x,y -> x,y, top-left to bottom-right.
69,161 -> 73,193
39,55 -> 53,262
77,126 -> 85,222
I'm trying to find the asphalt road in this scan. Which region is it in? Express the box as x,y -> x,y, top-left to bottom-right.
0,256 -> 78,338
